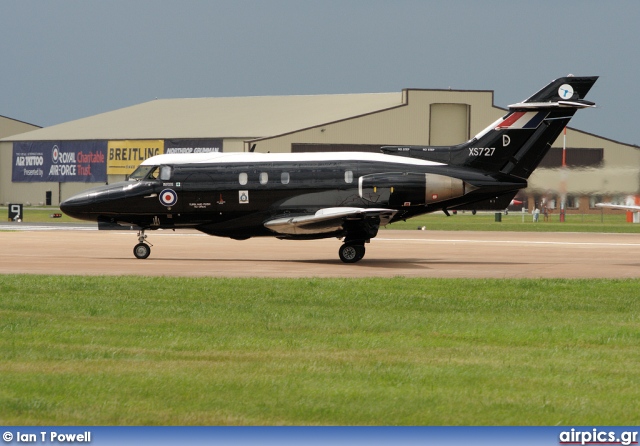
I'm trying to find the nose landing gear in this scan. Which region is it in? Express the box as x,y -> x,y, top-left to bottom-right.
133,230 -> 153,259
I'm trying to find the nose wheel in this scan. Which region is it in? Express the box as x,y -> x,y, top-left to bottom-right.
133,243 -> 151,259
133,230 -> 153,259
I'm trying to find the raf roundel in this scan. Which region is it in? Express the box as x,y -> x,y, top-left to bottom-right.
52,145 -> 60,163
159,189 -> 178,207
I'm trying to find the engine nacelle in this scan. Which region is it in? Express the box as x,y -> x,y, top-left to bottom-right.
359,172 -> 472,206
425,173 -> 469,204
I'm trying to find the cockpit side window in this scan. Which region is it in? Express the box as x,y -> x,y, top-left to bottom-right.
159,165 -> 172,181
130,165 -> 158,181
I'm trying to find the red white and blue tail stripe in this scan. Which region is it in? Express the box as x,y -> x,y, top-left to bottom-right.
495,111 -> 547,130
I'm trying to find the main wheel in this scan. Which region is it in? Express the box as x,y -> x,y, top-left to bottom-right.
133,243 -> 151,259
339,244 -> 365,263
354,244 -> 365,261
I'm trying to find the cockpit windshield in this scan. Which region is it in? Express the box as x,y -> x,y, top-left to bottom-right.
129,165 -> 158,181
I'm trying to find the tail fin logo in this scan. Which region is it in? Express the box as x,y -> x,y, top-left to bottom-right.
558,84 -> 574,99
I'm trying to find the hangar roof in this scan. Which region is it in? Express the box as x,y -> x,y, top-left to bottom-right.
3,93 -> 402,142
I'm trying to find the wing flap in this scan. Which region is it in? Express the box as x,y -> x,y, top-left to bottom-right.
264,207 -> 397,236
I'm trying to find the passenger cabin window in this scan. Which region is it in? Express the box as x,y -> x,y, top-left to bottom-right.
259,172 -> 268,185
159,166 -> 172,181
345,170 -> 353,183
281,172 -> 290,185
239,172 -> 248,185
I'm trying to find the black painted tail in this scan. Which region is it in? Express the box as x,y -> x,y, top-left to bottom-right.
382,75 -> 598,179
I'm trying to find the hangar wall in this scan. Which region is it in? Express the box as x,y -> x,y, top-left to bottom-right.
2,88 -> 638,212
0,116 -> 39,139
249,89 -> 498,153
0,117 -> 43,205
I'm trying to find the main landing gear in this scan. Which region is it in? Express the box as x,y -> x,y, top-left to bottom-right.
338,242 -> 366,263
133,229 -> 153,259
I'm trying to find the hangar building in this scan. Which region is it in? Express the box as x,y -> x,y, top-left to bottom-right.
1,85 -> 638,213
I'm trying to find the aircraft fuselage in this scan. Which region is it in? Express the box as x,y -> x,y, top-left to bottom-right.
61,152 -> 522,241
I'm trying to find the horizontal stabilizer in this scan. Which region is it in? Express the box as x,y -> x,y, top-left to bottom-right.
508,99 -> 595,110
264,207 -> 397,236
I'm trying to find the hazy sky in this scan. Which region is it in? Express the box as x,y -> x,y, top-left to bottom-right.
1,0 -> 639,145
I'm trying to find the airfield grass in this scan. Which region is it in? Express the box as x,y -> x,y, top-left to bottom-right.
1,207 -> 81,224
385,211 -> 640,233
1,275 -> 639,425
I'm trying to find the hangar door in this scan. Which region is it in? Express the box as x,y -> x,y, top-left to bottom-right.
429,103 -> 470,146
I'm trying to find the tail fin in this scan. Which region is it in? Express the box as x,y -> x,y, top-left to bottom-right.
382,75 -> 598,179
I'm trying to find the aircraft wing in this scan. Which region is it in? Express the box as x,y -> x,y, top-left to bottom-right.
595,203 -> 640,211
264,207 -> 397,236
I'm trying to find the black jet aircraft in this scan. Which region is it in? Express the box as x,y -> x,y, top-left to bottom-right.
61,75 -> 598,262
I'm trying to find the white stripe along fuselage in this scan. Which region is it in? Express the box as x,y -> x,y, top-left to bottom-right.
140,151 -> 446,168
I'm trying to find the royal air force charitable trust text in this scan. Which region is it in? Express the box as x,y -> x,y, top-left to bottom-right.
15,152 -> 104,177
15,146 -> 218,178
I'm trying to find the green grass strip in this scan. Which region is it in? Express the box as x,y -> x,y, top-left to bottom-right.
384,212 -> 640,233
1,276 -> 639,425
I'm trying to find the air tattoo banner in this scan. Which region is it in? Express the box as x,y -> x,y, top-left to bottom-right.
107,140 -> 164,175
12,141 -> 107,182
164,138 -> 223,154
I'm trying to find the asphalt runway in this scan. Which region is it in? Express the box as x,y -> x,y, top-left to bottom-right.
1,225 -> 639,278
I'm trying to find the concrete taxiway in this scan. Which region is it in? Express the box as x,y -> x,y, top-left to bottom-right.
0,225 -> 638,278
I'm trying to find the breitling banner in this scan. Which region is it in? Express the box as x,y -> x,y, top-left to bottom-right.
107,140 -> 164,175
12,141 -> 107,182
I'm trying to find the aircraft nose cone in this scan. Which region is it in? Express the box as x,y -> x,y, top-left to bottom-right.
60,191 -> 96,221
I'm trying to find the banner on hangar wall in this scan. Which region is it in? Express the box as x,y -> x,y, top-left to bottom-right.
107,139 -> 224,175
12,141 -> 107,183
107,140 -> 164,175
164,139 -> 223,154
